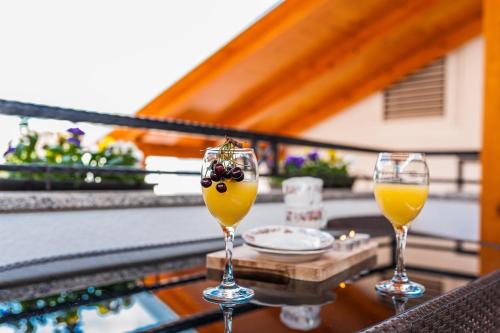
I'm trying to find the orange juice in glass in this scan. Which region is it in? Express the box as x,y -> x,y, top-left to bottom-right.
200,138 -> 258,304
374,183 -> 428,228
373,152 -> 429,297
203,180 -> 258,228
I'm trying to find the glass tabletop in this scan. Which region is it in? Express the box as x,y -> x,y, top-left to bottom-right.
0,235 -> 498,333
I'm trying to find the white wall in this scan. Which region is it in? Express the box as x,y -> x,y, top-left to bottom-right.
300,37 -> 484,192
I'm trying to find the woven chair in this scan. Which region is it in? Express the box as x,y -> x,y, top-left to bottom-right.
361,269 -> 500,332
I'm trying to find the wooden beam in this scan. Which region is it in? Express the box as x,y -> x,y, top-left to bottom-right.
107,0 -> 326,142
108,128 -> 146,141
481,0 -> 500,274
138,0 -> 326,116
136,138 -> 216,158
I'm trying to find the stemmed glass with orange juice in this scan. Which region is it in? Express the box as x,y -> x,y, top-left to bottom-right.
200,138 -> 258,304
373,152 -> 429,297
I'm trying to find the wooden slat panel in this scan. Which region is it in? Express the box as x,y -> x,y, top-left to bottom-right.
386,96 -> 444,106
384,59 -> 445,119
402,70 -> 445,81
388,85 -> 445,95
385,111 -> 444,120
392,77 -> 444,87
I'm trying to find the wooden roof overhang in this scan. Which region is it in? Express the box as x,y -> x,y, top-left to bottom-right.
111,0 -> 481,157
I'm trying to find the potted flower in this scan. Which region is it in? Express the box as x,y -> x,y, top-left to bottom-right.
281,150 -> 355,189
1,121 -> 149,190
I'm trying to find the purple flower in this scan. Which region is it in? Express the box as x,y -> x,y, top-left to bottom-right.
3,144 -> 15,157
307,151 -> 319,161
67,127 -> 85,136
285,156 -> 305,169
67,137 -> 81,146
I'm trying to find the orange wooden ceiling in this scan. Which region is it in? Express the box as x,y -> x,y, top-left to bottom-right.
112,0 -> 482,157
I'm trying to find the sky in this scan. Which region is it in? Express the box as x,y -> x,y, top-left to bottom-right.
0,0 -> 280,153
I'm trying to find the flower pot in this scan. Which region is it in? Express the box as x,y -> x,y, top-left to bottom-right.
0,178 -> 153,191
271,175 -> 355,190
320,175 -> 356,189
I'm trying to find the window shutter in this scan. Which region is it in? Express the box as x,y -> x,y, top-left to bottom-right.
384,58 -> 445,120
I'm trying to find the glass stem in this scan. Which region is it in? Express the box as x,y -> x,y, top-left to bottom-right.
221,305 -> 233,333
392,296 -> 408,315
222,226 -> 236,288
392,225 -> 409,284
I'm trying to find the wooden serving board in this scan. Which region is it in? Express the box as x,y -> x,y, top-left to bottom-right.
206,241 -> 378,282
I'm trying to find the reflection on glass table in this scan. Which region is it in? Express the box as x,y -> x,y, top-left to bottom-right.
0,240 -> 498,332
0,280 -> 194,333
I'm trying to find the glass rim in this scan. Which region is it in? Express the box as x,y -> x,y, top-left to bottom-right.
204,147 -> 255,152
378,152 -> 426,158
373,180 -> 429,185
376,171 -> 429,175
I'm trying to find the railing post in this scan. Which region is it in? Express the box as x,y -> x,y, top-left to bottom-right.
250,138 -> 258,153
44,165 -> 52,191
457,158 -> 464,192
270,140 -> 279,176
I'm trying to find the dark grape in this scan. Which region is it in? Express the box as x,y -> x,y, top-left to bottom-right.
214,163 -> 225,176
231,167 -> 242,179
210,171 -> 221,182
216,182 -> 227,193
234,173 -> 244,182
201,178 -> 212,188
224,167 -> 233,179
210,160 -> 217,170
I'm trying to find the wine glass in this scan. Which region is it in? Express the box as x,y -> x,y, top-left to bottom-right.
201,147 -> 258,304
373,152 -> 429,297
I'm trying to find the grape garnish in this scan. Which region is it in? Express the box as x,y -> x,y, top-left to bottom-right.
201,178 -> 212,188
201,137 -> 246,193
231,167 -> 242,179
210,171 -> 221,182
216,182 -> 227,193
214,163 -> 225,176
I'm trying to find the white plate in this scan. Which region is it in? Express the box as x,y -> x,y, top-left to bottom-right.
243,225 -> 334,251
245,244 -> 330,263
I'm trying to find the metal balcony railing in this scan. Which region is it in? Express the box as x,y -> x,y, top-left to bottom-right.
0,99 -> 480,190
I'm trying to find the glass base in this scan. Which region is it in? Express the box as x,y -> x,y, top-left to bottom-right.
375,279 -> 425,298
203,284 -> 254,305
